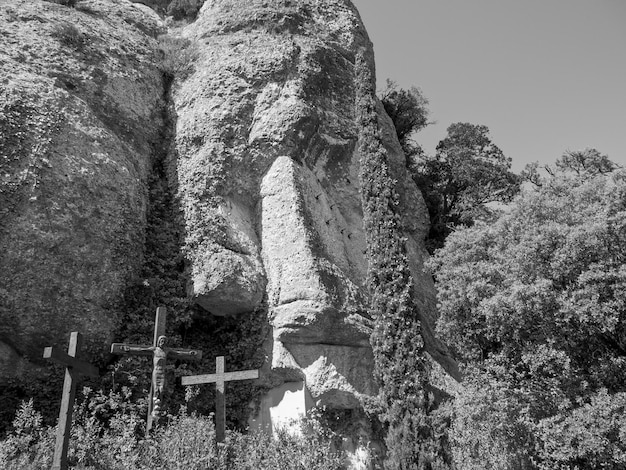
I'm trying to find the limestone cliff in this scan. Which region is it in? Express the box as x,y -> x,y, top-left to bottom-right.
0,0 -> 457,435
172,0 -> 458,418
0,0 -> 166,376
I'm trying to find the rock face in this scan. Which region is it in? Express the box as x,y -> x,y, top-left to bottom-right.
172,0 -> 458,430
173,0 -> 378,415
0,0 -> 166,374
0,0 -> 458,438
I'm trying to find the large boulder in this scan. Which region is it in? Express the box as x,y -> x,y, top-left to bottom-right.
0,0 -> 166,374
172,0 -> 459,432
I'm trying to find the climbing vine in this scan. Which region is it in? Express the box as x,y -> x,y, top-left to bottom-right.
355,50 -> 446,469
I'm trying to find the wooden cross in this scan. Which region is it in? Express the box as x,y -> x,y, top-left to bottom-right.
182,356 -> 259,442
110,306 -> 202,431
44,331 -> 99,470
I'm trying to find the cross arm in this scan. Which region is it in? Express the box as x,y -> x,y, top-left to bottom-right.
168,348 -> 203,361
111,343 -> 154,356
181,369 -> 259,386
43,347 -> 99,377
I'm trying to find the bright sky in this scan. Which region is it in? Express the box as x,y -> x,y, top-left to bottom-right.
351,0 -> 626,172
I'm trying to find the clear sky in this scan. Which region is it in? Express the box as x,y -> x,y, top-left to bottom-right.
351,0 -> 626,172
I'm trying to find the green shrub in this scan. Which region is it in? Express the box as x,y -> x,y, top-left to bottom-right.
537,390 -> 626,469
157,35 -> 198,81
51,23 -> 84,48
355,49 -> 445,469
0,394 -> 350,469
450,366 -> 537,470
0,399 -> 54,470
166,0 -> 206,20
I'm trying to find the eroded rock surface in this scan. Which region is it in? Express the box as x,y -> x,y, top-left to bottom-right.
172,0 -> 459,421
0,0 -> 458,433
0,0 -> 165,374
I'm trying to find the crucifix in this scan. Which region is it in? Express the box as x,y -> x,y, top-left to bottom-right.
110,306 -> 202,431
182,356 -> 259,442
44,331 -> 99,470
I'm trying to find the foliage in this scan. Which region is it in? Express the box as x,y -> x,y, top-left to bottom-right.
156,35 -> 198,82
166,0 -> 206,20
379,80 -> 430,157
522,148 -> 622,187
0,367 -> 68,436
51,23 -> 84,48
412,122 -> 520,252
356,51 -> 447,469
0,399 -> 55,470
537,389 -> 626,469
429,157 -> 626,467
0,394 -> 347,470
450,363 -> 538,469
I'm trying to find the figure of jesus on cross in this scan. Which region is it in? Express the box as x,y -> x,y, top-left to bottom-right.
111,307 -> 202,430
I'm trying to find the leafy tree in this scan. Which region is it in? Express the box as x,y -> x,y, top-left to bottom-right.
379,80 -> 430,157
523,147 -> 622,186
412,122 -> 520,252
429,156 -> 626,468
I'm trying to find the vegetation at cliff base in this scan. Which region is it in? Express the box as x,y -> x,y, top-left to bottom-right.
0,396 -> 345,470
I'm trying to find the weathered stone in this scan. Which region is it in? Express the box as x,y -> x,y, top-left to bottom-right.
1,0 -> 460,446
171,0 -> 460,430
0,0 -> 166,374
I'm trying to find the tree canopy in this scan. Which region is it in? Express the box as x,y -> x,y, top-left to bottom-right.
429,155 -> 626,468
412,122 -> 520,252
379,80 -> 430,157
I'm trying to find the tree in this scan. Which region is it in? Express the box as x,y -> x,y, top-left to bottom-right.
379,80 -> 430,157
412,122 -> 520,252
357,56 -> 448,469
523,148 -> 622,186
428,156 -> 626,468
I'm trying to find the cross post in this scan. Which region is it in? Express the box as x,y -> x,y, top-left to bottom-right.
110,306 -> 202,431
181,356 -> 259,442
44,331 -> 99,470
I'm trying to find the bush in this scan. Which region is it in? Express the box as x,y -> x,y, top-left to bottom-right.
166,0 -> 206,20
0,394 -> 349,470
157,35 -> 198,81
450,366 -> 537,470
0,400 -> 54,470
537,390 -> 626,469
51,23 -> 84,48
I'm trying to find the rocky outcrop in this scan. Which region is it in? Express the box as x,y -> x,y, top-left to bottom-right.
0,0 -> 166,374
172,0 -> 375,411
172,0 -> 459,427
0,0 -> 458,435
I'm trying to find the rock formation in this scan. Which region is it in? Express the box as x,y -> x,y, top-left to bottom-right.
0,0 -> 166,375
0,0 -> 458,442
173,0 -> 459,423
